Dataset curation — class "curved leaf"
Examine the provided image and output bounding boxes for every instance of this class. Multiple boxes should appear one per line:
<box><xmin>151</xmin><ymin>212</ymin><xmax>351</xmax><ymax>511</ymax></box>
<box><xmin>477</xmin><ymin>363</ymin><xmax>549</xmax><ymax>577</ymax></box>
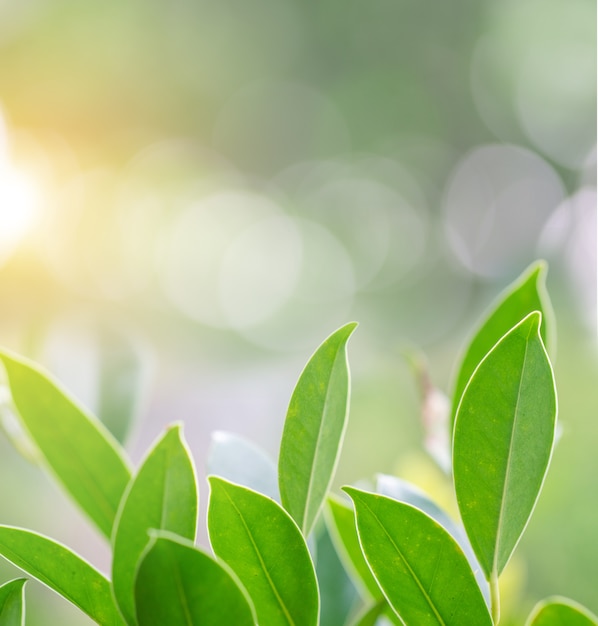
<box><xmin>526</xmin><ymin>596</ymin><xmax>598</xmax><ymax>626</ymax></box>
<box><xmin>134</xmin><ymin>531</ymin><xmax>255</xmax><ymax>626</ymax></box>
<box><xmin>453</xmin><ymin>312</ymin><xmax>557</xmax><ymax>579</ymax></box>
<box><xmin>450</xmin><ymin>260</ymin><xmax>554</xmax><ymax>432</ymax></box>
<box><xmin>207</xmin><ymin>430</ymin><xmax>279</xmax><ymax>501</ymax></box>
<box><xmin>0</xmin><ymin>526</ymin><xmax>124</xmax><ymax>625</ymax></box>
<box><xmin>0</xmin><ymin>578</ymin><xmax>26</xmax><ymax>626</ymax></box>
<box><xmin>112</xmin><ymin>425</ymin><xmax>198</xmax><ymax>626</ymax></box>
<box><xmin>0</xmin><ymin>350</ymin><xmax>132</xmax><ymax>538</ymax></box>
<box><xmin>376</xmin><ymin>474</ymin><xmax>489</xmax><ymax>606</ymax></box>
<box><xmin>344</xmin><ymin>487</ymin><xmax>492</xmax><ymax>626</ymax></box>
<box><xmin>208</xmin><ymin>476</ymin><xmax>319</xmax><ymax>626</ymax></box>
<box><xmin>279</xmin><ymin>323</ymin><xmax>357</xmax><ymax>536</ymax></box>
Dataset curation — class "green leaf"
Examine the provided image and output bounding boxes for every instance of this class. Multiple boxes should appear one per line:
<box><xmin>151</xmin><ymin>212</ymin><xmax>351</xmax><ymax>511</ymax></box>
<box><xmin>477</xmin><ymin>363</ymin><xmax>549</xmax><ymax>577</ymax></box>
<box><xmin>0</xmin><ymin>350</ymin><xmax>132</xmax><ymax>538</ymax></box>
<box><xmin>97</xmin><ymin>325</ymin><xmax>149</xmax><ymax>445</ymax></box>
<box><xmin>0</xmin><ymin>578</ymin><xmax>26</xmax><ymax>626</ymax></box>
<box><xmin>450</xmin><ymin>260</ymin><xmax>554</xmax><ymax>433</ymax></box>
<box><xmin>112</xmin><ymin>425</ymin><xmax>198</xmax><ymax>626</ymax></box>
<box><xmin>208</xmin><ymin>476</ymin><xmax>319</xmax><ymax>626</ymax></box>
<box><xmin>207</xmin><ymin>430</ymin><xmax>279</xmax><ymax>501</ymax></box>
<box><xmin>453</xmin><ymin>312</ymin><xmax>557</xmax><ymax>580</ymax></box>
<box><xmin>376</xmin><ymin>474</ymin><xmax>489</xmax><ymax>606</ymax></box>
<box><xmin>134</xmin><ymin>531</ymin><xmax>255</xmax><ymax>626</ymax></box>
<box><xmin>279</xmin><ymin>322</ymin><xmax>357</xmax><ymax>536</ymax></box>
<box><xmin>526</xmin><ymin>596</ymin><xmax>598</xmax><ymax>626</ymax></box>
<box><xmin>324</xmin><ymin>495</ymin><xmax>381</xmax><ymax>601</ymax></box>
<box><xmin>344</xmin><ymin>487</ymin><xmax>493</xmax><ymax>626</ymax></box>
<box><xmin>0</xmin><ymin>526</ymin><xmax>124</xmax><ymax>625</ymax></box>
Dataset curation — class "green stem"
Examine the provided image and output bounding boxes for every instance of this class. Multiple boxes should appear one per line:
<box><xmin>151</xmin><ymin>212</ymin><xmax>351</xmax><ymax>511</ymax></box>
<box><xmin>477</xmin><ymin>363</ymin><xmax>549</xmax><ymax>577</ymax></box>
<box><xmin>490</xmin><ymin>571</ymin><xmax>500</xmax><ymax>624</ymax></box>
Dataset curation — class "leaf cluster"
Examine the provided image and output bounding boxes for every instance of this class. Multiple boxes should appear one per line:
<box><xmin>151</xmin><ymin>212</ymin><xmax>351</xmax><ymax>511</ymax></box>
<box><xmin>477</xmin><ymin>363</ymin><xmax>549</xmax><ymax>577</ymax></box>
<box><xmin>0</xmin><ymin>261</ymin><xmax>595</xmax><ymax>625</ymax></box>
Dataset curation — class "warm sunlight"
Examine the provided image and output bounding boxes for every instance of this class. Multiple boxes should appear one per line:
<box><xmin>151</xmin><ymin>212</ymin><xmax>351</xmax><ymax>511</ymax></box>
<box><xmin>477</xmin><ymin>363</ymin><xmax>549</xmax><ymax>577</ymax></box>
<box><xmin>0</xmin><ymin>164</ymin><xmax>40</xmax><ymax>264</ymax></box>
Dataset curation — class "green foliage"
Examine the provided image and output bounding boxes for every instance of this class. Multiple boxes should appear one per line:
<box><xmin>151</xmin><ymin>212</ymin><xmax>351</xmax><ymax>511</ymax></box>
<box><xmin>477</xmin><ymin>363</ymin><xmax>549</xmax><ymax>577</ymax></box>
<box><xmin>0</xmin><ymin>261</ymin><xmax>595</xmax><ymax>625</ymax></box>
<box><xmin>134</xmin><ymin>531</ymin><xmax>255</xmax><ymax>625</ymax></box>
<box><xmin>278</xmin><ymin>322</ymin><xmax>357</xmax><ymax>537</ymax></box>
<box><xmin>0</xmin><ymin>579</ymin><xmax>26</xmax><ymax>626</ymax></box>
<box><xmin>207</xmin><ymin>476</ymin><xmax>319</xmax><ymax>626</ymax></box>
<box><xmin>112</xmin><ymin>425</ymin><xmax>198</xmax><ymax>625</ymax></box>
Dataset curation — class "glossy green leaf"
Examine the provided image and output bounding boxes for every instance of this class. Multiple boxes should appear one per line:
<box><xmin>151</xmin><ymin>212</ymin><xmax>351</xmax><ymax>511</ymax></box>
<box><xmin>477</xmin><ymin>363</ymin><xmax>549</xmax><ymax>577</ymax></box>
<box><xmin>453</xmin><ymin>312</ymin><xmax>557</xmax><ymax>580</ymax></box>
<box><xmin>526</xmin><ymin>596</ymin><xmax>598</xmax><ymax>626</ymax></box>
<box><xmin>97</xmin><ymin>325</ymin><xmax>149</xmax><ymax>445</ymax></box>
<box><xmin>376</xmin><ymin>474</ymin><xmax>489</xmax><ymax>606</ymax></box>
<box><xmin>207</xmin><ymin>430</ymin><xmax>279</xmax><ymax>501</ymax></box>
<box><xmin>348</xmin><ymin>599</ymin><xmax>386</xmax><ymax>626</ymax></box>
<box><xmin>450</xmin><ymin>260</ymin><xmax>554</xmax><ymax>432</ymax></box>
<box><xmin>208</xmin><ymin>476</ymin><xmax>319</xmax><ymax>626</ymax></box>
<box><xmin>0</xmin><ymin>350</ymin><xmax>132</xmax><ymax>538</ymax></box>
<box><xmin>279</xmin><ymin>323</ymin><xmax>357</xmax><ymax>536</ymax></box>
<box><xmin>112</xmin><ymin>425</ymin><xmax>198</xmax><ymax>626</ymax></box>
<box><xmin>344</xmin><ymin>487</ymin><xmax>493</xmax><ymax>626</ymax></box>
<box><xmin>0</xmin><ymin>526</ymin><xmax>124</xmax><ymax>625</ymax></box>
<box><xmin>325</xmin><ymin>495</ymin><xmax>381</xmax><ymax>601</ymax></box>
<box><xmin>0</xmin><ymin>578</ymin><xmax>26</xmax><ymax>626</ymax></box>
<box><xmin>134</xmin><ymin>531</ymin><xmax>255</xmax><ymax>626</ymax></box>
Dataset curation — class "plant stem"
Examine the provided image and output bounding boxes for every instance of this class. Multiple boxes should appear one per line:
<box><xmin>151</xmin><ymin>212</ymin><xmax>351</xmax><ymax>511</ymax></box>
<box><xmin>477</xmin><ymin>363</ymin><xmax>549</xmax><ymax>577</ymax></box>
<box><xmin>490</xmin><ymin>571</ymin><xmax>500</xmax><ymax>624</ymax></box>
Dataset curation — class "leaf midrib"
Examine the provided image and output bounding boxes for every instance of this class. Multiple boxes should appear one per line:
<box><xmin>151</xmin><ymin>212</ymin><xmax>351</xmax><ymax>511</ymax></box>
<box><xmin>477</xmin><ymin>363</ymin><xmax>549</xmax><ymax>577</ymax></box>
<box><xmin>492</xmin><ymin>327</ymin><xmax>531</xmax><ymax>575</ymax></box>
<box><xmin>301</xmin><ymin>352</ymin><xmax>342</xmax><ymax>534</ymax></box>
<box><xmin>359</xmin><ymin>499</ymin><xmax>446</xmax><ymax>626</ymax></box>
<box><xmin>222</xmin><ymin>486</ymin><xmax>296</xmax><ymax>626</ymax></box>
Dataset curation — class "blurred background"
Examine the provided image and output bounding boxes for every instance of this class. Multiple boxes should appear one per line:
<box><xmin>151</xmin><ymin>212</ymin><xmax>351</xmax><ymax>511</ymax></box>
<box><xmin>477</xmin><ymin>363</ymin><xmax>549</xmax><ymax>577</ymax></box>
<box><xmin>0</xmin><ymin>0</ymin><xmax>596</xmax><ymax>623</ymax></box>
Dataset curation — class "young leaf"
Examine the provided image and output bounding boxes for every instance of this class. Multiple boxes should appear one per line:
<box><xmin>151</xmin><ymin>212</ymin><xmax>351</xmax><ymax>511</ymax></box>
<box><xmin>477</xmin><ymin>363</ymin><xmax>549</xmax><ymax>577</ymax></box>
<box><xmin>207</xmin><ymin>430</ymin><xmax>279</xmax><ymax>501</ymax></box>
<box><xmin>344</xmin><ymin>487</ymin><xmax>493</xmax><ymax>626</ymax></box>
<box><xmin>453</xmin><ymin>312</ymin><xmax>557</xmax><ymax>581</ymax></box>
<box><xmin>279</xmin><ymin>322</ymin><xmax>357</xmax><ymax>537</ymax></box>
<box><xmin>208</xmin><ymin>476</ymin><xmax>319</xmax><ymax>626</ymax></box>
<box><xmin>134</xmin><ymin>531</ymin><xmax>255</xmax><ymax>626</ymax></box>
<box><xmin>450</xmin><ymin>260</ymin><xmax>554</xmax><ymax>432</ymax></box>
<box><xmin>376</xmin><ymin>474</ymin><xmax>489</xmax><ymax>606</ymax></box>
<box><xmin>526</xmin><ymin>596</ymin><xmax>598</xmax><ymax>626</ymax></box>
<box><xmin>0</xmin><ymin>350</ymin><xmax>132</xmax><ymax>538</ymax></box>
<box><xmin>112</xmin><ymin>425</ymin><xmax>198</xmax><ymax>626</ymax></box>
<box><xmin>0</xmin><ymin>578</ymin><xmax>26</xmax><ymax>626</ymax></box>
<box><xmin>0</xmin><ymin>526</ymin><xmax>124</xmax><ymax>625</ymax></box>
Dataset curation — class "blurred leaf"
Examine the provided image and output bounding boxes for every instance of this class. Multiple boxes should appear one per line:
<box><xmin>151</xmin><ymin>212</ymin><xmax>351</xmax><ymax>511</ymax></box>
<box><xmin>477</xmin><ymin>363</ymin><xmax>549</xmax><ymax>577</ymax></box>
<box><xmin>0</xmin><ymin>527</ymin><xmax>124</xmax><ymax>625</ymax></box>
<box><xmin>348</xmin><ymin>599</ymin><xmax>386</xmax><ymax>626</ymax></box>
<box><xmin>0</xmin><ymin>578</ymin><xmax>26</xmax><ymax>626</ymax></box>
<box><xmin>0</xmin><ymin>350</ymin><xmax>132</xmax><ymax>538</ymax></box>
<box><xmin>97</xmin><ymin>325</ymin><xmax>150</xmax><ymax>445</ymax></box>
<box><xmin>324</xmin><ymin>496</ymin><xmax>401</xmax><ymax>626</ymax></box>
<box><xmin>325</xmin><ymin>495</ymin><xmax>381</xmax><ymax>601</ymax></box>
<box><xmin>344</xmin><ymin>488</ymin><xmax>492</xmax><ymax>626</ymax></box>
<box><xmin>279</xmin><ymin>322</ymin><xmax>357</xmax><ymax>536</ymax></box>
<box><xmin>112</xmin><ymin>425</ymin><xmax>198</xmax><ymax>626</ymax></box>
<box><xmin>526</xmin><ymin>596</ymin><xmax>598</xmax><ymax>626</ymax></box>
<box><xmin>453</xmin><ymin>312</ymin><xmax>557</xmax><ymax>579</ymax></box>
<box><xmin>207</xmin><ymin>430</ymin><xmax>279</xmax><ymax>501</ymax></box>
<box><xmin>376</xmin><ymin>474</ymin><xmax>489</xmax><ymax>606</ymax></box>
<box><xmin>134</xmin><ymin>531</ymin><xmax>255</xmax><ymax>626</ymax></box>
<box><xmin>315</xmin><ymin>518</ymin><xmax>358</xmax><ymax>626</ymax></box>
<box><xmin>208</xmin><ymin>476</ymin><xmax>319</xmax><ymax>626</ymax></box>
<box><xmin>450</xmin><ymin>260</ymin><xmax>554</xmax><ymax>433</ymax></box>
